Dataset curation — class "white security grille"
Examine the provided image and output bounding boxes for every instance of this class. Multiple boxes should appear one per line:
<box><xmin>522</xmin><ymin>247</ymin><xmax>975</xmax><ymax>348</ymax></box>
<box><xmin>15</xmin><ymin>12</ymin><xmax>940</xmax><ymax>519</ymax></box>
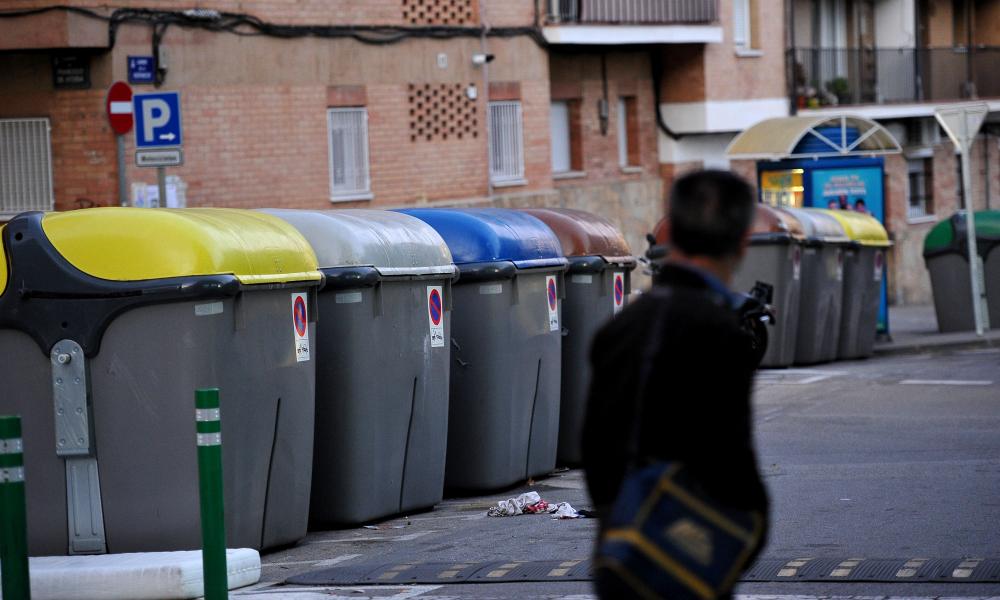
<box><xmin>327</xmin><ymin>108</ymin><xmax>371</xmax><ymax>200</ymax></box>
<box><xmin>0</xmin><ymin>119</ymin><xmax>54</xmax><ymax>216</ymax></box>
<box><xmin>488</xmin><ymin>101</ymin><xmax>525</xmax><ymax>184</ymax></box>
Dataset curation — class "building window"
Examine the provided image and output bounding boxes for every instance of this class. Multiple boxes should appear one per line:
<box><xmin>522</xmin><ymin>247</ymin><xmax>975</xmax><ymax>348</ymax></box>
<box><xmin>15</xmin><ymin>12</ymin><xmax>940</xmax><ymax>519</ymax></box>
<box><xmin>907</xmin><ymin>157</ymin><xmax>933</xmax><ymax>219</ymax></box>
<box><xmin>733</xmin><ymin>0</ymin><xmax>760</xmax><ymax>51</ymax></box>
<box><xmin>617</xmin><ymin>97</ymin><xmax>640</xmax><ymax>169</ymax></box>
<box><xmin>550</xmin><ymin>100</ymin><xmax>582</xmax><ymax>175</ymax></box>
<box><xmin>489</xmin><ymin>100</ymin><xmax>525</xmax><ymax>185</ymax></box>
<box><xmin>0</xmin><ymin>118</ymin><xmax>54</xmax><ymax>216</ymax></box>
<box><xmin>327</xmin><ymin>107</ymin><xmax>371</xmax><ymax>201</ymax></box>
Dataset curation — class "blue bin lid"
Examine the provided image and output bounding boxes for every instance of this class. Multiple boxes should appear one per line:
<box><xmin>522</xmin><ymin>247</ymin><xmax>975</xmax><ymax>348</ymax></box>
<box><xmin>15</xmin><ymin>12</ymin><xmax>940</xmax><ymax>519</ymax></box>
<box><xmin>396</xmin><ymin>208</ymin><xmax>567</xmax><ymax>270</ymax></box>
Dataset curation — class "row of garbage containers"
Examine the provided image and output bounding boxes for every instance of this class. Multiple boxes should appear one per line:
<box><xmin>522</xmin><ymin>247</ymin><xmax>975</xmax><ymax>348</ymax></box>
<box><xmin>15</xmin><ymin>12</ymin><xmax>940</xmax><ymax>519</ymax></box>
<box><xmin>654</xmin><ymin>205</ymin><xmax>891</xmax><ymax>367</ymax></box>
<box><xmin>923</xmin><ymin>210</ymin><xmax>1000</xmax><ymax>332</ymax></box>
<box><xmin>0</xmin><ymin>206</ymin><xmax>634</xmax><ymax>557</ymax></box>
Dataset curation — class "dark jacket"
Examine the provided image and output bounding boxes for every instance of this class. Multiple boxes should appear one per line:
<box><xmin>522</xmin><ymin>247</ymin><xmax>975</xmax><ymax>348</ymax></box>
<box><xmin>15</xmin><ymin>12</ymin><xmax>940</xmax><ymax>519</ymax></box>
<box><xmin>582</xmin><ymin>263</ymin><xmax>769</xmax><ymax>516</ymax></box>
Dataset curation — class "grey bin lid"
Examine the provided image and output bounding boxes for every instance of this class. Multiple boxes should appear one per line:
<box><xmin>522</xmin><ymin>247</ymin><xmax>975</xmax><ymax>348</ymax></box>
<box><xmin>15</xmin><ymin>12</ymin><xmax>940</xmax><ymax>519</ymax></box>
<box><xmin>260</xmin><ymin>209</ymin><xmax>457</xmax><ymax>277</ymax></box>
<box><xmin>780</xmin><ymin>207</ymin><xmax>850</xmax><ymax>244</ymax></box>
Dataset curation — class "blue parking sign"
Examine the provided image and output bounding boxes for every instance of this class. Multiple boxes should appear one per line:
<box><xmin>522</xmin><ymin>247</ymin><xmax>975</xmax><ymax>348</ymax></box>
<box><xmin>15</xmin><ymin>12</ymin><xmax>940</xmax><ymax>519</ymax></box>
<box><xmin>133</xmin><ymin>92</ymin><xmax>182</xmax><ymax>149</ymax></box>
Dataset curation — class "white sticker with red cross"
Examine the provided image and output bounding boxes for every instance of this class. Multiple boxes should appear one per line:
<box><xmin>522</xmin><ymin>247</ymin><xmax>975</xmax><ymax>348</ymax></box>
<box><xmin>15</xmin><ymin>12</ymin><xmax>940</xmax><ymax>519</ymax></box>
<box><xmin>874</xmin><ymin>250</ymin><xmax>884</xmax><ymax>282</ymax></box>
<box><xmin>427</xmin><ymin>285</ymin><xmax>445</xmax><ymax>348</ymax></box>
<box><xmin>612</xmin><ymin>272</ymin><xmax>625</xmax><ymax>314</ymax></box>
<box><xmin>546</xmin><ymin>275</ymin><xmax>559</xmax><ymax>332</ymax></box>
<box><xmin>291</xmin><ymin>292</ymin><xmax>310</xmax><ymax>362</ymax></box>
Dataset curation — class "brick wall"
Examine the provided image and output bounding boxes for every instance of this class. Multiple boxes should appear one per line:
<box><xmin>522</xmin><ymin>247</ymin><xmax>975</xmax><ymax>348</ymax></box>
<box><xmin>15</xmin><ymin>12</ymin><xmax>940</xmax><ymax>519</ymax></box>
<box><xmin>549</xmin><ymin>52</ymin><xmax>659</xmax><ymax>183</ymax></box>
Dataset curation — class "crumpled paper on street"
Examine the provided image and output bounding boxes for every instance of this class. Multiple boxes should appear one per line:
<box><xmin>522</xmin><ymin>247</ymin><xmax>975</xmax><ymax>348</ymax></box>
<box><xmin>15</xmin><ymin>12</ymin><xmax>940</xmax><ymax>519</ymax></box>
<box><xmin>486</xmin><ymin>491</ymin><xmax>584</xmax><ymax>519</ymax></box>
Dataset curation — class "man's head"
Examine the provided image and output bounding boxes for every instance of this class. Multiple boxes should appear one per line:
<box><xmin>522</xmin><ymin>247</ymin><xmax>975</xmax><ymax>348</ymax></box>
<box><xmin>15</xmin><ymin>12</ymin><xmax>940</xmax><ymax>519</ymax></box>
<box><xmin>667</xmin><ymin>169</ymin><xmax>756</xmax><ymax>263</ymax></box>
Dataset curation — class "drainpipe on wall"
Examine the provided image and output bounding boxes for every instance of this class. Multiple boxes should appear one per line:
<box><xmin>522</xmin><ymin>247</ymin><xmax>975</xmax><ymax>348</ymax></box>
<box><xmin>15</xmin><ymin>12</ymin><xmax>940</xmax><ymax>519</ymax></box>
<box><xmin>481</xmin><ymin>8</ymin><xmax>494</xmax><ymax>199</ymax></box>
<box><xmin>787</xmin><ymin>0</ymin><xmax>798</xmax><ymax>115</ymax></box>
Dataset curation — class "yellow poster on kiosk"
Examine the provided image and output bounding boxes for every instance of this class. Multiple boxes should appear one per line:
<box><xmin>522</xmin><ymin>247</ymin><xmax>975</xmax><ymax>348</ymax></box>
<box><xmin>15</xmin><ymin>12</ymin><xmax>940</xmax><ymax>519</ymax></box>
<box><xmin>760</xmin><ymin>169</ymin><xmax>804</xmax><ymax>208</ymax></box>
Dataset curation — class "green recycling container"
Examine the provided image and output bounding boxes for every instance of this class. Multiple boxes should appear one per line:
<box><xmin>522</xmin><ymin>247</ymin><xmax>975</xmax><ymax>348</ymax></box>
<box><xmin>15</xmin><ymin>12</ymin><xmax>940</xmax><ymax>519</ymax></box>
<box><xmin>923</xmin><ymin>211</ymin><xmax>1000</xmax><ymax>332</ymax></box>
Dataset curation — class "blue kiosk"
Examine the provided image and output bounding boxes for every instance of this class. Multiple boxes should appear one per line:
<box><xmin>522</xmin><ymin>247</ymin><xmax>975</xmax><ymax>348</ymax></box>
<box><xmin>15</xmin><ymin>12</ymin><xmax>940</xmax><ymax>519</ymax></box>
<box><xmin>727</xmin><ymin>115</ymin><xmax>902</xmax><ymax>333</ymax></box>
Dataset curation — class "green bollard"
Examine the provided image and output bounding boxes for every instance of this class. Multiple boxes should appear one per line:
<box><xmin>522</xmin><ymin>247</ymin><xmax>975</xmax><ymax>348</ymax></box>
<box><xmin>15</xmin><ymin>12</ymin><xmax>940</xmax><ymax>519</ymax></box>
<box><xmin>1</xmin><ymin>415</ymin><xmax>30</xmax><ymax>600</ymax></box>
<box><xmin>195</xmin><ymin>389</ymin><xmax>228</xmax><ymax>600</ymax></box>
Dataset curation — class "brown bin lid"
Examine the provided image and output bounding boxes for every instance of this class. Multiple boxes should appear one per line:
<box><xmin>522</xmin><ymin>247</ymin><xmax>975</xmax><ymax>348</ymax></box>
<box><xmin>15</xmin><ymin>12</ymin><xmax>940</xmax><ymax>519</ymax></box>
<box><xmin>752</xmin><ymin>204</ymin><xmax>805</xmax><ymax>239</ymax></box>
<box><xmin>521</xmin><ymin>208</ymin><xmax>634</xmax><ymax>264</ymax></box>
<box><xmin>652</xmin><ymin>204</ymin><xmax>801</xmax><ymax>247</ymax></box>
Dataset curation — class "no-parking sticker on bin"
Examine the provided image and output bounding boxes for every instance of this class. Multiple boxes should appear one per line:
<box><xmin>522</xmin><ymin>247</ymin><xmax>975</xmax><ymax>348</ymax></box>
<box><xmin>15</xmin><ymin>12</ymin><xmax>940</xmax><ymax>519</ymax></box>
<box><xmin>546</xmin><ymin>275</ymin><xmax>559</xmax><ymax>332</ymax></box>
<box><xmin>612</xmin><ymin>272</ymin><xmax>625</xmax><ymax>314</ymax></box>
<box><xmin>291</xmin><ymin>292</ymin><xmax>310</xmax><ymax>362</ymax></box>
<box><xmin>427</xmin><ymin>286</ymin><xmax>445</xmax><ymax>348</ymax></box>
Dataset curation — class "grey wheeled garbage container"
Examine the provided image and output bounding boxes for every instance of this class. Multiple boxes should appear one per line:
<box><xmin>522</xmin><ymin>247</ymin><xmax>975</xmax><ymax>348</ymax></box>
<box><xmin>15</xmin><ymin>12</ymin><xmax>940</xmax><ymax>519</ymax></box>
<box><xmin>262</xmin><ymin>209</ymin><xmax>458</xmax><ymax>526</ymax></box>
<box><xmin>398</xmin><ymin>208</ymin><xmax>568</xmax><ymax>491</ymax></box>
<box><xmin>0</xmin><ymin>208</ymin><xmax>321</xmax><ymax>556</ymax></box>
<box><xmin>520</xmin><ymin>208</ymin><xmax>635</xmax><ymax>465</ymax></box>
<box><xmin>732</xmin><ymin>205</ymin><xmax>806</xmax><ymax>368</ymax></box>
<box><xmin>823</xmin><ymin>209</ymin><xmax>892</xmax><ymax>358</ymax></box>
<box><xmin>781</xmin><ymin>208</ymin><xmax>849</xmax><ymax>364</ymax></box>
<box><xmin>923</xmin><ymin>211</ymin><xmax>1000</xmax><ymax>332</ymax></box>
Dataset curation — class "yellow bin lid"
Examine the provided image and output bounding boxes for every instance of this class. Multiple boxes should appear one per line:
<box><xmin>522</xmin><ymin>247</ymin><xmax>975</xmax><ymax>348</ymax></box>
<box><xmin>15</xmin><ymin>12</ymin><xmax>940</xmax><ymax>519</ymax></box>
<box><xmin>818</xmin><ymin>209</ymin><xmax>891</xmax><ymax>247</ymax></box>
<box><xmin>39</xmin><ymin>208</ymin><xmax>322</xmax><ymax>285</ymax></box>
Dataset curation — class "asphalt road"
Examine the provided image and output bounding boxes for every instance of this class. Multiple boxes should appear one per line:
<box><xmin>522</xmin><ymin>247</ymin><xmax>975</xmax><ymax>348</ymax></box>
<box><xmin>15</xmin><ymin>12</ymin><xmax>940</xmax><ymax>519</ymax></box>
<box><xmin>240</xmin><ymin>346</ymin><xmax>1000</xmax><ymax>599</ymax></box>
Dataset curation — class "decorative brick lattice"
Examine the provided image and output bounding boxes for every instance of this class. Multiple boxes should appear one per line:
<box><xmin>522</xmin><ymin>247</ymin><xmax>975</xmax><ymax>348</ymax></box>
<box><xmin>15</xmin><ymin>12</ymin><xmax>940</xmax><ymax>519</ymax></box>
<box><xmin>401</xmin><ymin>0</ymin><xmax>475</xmax><ymax>25</ymax></box>
<box><xmin>407</xmin><ymin>83</ymin><xmax>478</xmax><ymax>143</ymax></box>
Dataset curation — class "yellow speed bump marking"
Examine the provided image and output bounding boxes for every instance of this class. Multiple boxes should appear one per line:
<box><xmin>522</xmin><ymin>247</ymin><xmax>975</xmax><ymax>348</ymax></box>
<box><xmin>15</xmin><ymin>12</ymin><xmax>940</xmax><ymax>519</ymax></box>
<box><xmin>953</xmin><ymin>558</ymin><xmax>983</xmax><ymax>578</ymax></box>
<box><xmin>777</xmin><ymin>558</ymin><xmax>812</xmax><ymax>577</ymax></box>
<box><xmin>896</xmin><ymin>558</ymin><xmax>928</xmax><ymax>577</ymax></box>
<box><xmin>438</xmin><ymin>564</ymin><xmax>472</xmax><ymax>579</ymax></box>
<box><xmin>377</xmin><ymin>564</ymin><xmax>415</xmax><ymax>580</ymax></box>
<box><xmin>548</xmin><ymin>559</ymin><xmax>583</xmax><ymax>576</ymax></box>
<box><xmin>486</xmin><ymin>562</ymin><xmax>522</xmax><ymax>578</ymax></box>
<box><xmin>830</xmin><ymin>558</ymin><xmax>864</xmax><ymax>577</ymax></box>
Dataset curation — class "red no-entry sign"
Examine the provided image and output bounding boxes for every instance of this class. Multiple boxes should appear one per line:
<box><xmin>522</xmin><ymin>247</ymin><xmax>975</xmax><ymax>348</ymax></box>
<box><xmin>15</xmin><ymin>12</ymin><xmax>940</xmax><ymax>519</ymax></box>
<box><xmin>106</xmin><ymin>81</ymin><xmax>134</xmax><ymax>135</ymax></box>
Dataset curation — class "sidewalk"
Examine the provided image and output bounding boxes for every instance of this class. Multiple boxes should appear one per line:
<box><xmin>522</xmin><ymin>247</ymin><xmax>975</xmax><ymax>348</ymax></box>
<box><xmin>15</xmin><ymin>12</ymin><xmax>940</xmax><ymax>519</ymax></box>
<box><xmin>874</xmin><ymin>304</ymin><xmax>1000</xmax><ymax>355</ymax></box>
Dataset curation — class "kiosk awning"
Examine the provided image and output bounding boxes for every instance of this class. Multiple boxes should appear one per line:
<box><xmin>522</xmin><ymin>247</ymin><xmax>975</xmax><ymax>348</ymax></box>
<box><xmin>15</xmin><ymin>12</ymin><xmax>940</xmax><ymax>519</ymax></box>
<box><xmin>725</xmin><ymin>115</ymin><xmax>902</xmax><ymax>160</ymax></box>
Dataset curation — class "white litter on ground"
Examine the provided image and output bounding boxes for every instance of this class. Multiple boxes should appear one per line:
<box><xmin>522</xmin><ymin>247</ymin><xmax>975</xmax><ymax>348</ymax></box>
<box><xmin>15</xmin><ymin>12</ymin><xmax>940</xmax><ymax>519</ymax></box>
<box><xmin>0</xmin><ymin>548</ymin><xmax>260</xmax><ymax>600</ymax></box>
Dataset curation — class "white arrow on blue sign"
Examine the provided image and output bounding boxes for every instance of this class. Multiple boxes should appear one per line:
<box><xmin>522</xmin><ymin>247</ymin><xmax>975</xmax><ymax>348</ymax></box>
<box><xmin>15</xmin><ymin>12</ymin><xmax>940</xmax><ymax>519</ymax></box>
<box><xmin>133</xmin><ymin>92</ymin><xmax>182</xmax><ymax>149</ymax></box>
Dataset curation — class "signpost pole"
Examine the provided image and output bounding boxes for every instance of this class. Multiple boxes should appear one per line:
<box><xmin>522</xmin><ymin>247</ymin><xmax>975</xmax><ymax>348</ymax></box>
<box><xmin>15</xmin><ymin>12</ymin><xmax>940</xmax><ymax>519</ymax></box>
<box><xmin>935</xmin><ymin>103</ymin><xmax>990</xmax><ymax>336</ymax></box>
<box><xmin>156</xmin><ymin>166</ymin><xmax>167</xmax><ymax>209</ymax></box>
<box><xmin>960</xmin><ymin>144</ymin><xmax>987</xmax><ymax>335</ymax></box>
<box><xmin>117</xmin><ymin>135</ymin><xmax>128</xmax><ymax>206</ymax></box>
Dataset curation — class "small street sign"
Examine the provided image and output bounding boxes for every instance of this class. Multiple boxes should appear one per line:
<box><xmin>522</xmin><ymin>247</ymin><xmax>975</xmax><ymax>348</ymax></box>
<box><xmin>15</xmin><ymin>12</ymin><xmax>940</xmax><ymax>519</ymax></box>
<box><xmin>133</xmin><ymin>92</ymin><xmax>183</xmax><ymax>149</ymax></box>
<box><xmin>127</xmin><ymin>56</ymin><xmax>156</xmax><ymax>84</ymax></box>
<box><xmin>935</xmin><ymin>103</ymin><xmax>989</xmax><ymax>154</ymax></box>
<box><xmin>106</xmin><ymin>81</ymin><xmax>134</xmax><ymax>136</ymax></box>
<box><xmin>135</xmin><ymin>148</ymin><xmax>183</xmax><ymax>168</ymax></box>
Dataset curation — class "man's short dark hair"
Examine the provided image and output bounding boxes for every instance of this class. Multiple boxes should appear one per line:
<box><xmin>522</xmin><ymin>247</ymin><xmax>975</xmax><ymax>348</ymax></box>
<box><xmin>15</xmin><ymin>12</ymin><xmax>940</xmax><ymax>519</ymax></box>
<box><xmin>668</xmin><ymin>170</ymin><xmax>756</xmax><ymax>258</ymax></box>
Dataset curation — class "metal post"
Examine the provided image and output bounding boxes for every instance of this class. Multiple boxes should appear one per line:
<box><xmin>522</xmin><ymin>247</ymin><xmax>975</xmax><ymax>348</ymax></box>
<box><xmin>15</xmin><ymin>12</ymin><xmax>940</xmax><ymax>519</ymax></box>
<box><xmin>156</xmin><ymin>167</ymin><xmax>167</xmax><ymax>209</ymax></box>
<box><xmin>116</xmin><ymin>135</ymin><xmax>128</xmax><ymax>207</ymax></box>
<box><xmin>195</xmin><ymin>389</ymin><xmax>228</xmax><ymax>600</ymax></box>
<box><xmin>1</xmin><ymin>415</ymin><xmax>31</xmax><ymax>600</ymax></box>
<box><xmin>960</xmin><ymin>150</ymin><xmax>989</xmax><ymax>335</ymax></box>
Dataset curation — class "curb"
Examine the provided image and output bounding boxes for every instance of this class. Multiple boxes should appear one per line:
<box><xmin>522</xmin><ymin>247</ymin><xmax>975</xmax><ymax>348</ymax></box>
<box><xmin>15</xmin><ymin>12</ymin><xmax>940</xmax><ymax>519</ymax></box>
<box><xmin>874</xmin><ymin>333</ymin><xmax>1000</xmax><ymax>356</ymax></box>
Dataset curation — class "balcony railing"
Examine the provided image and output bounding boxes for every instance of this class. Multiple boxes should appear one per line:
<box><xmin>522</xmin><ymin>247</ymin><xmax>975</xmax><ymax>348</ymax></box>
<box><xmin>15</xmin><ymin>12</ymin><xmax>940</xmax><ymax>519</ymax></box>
<box><xmin>792</xmin><ymin>47</ymin><xmax>1000</xmax><ymax>108</ymax></box>
<box><xmin>549</xmin><ymin>0</ymin><xmax>718</xmax><ymax>24</ymax></box>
